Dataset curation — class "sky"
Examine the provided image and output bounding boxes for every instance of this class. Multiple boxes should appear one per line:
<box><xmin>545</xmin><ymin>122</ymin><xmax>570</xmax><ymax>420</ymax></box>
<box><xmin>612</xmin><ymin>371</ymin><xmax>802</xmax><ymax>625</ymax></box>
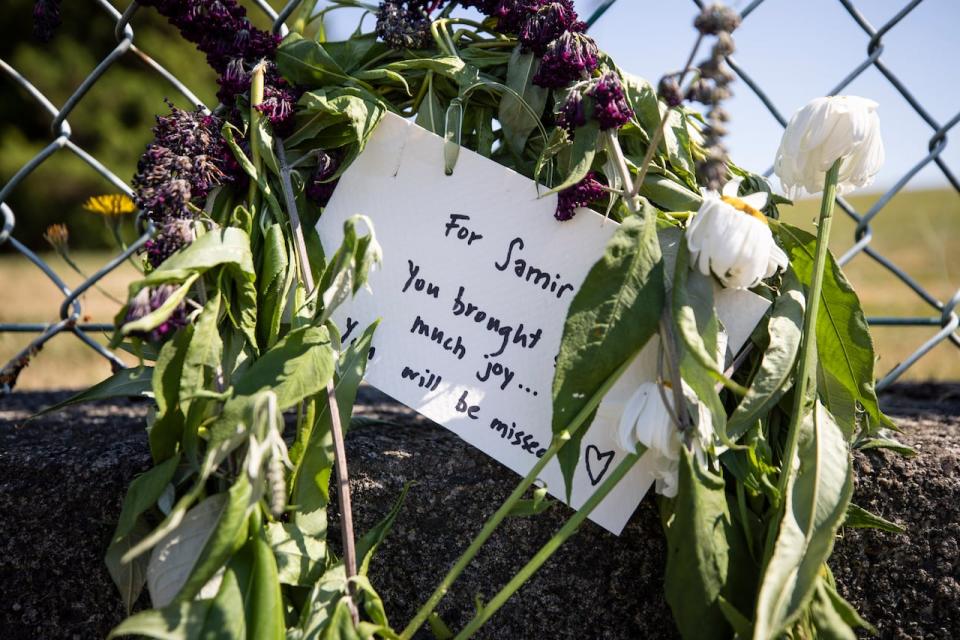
<box><xmin>321</xmin><ymin>0</ymin><xmax>960</xmax><ymax>193</ymax></box>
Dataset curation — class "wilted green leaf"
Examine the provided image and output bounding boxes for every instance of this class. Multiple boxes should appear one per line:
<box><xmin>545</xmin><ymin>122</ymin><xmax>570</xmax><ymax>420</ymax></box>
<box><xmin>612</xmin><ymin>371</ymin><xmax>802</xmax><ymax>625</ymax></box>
<box><xmin>552</xmin><ymin>203</ymin><xmax>664</xmax><ymax>499</ymax></box>
<box><xmin>844</xmin><ymin>503</ymin><xmax>905</xmax><ymax>534</ymax></box>
<box><xmin>753</xmin><ymin>401</ymin><xmax>854</xmax><ymax>639</ymax></box>
<box><xmin>774</xmin><ymin>222</ymin><xmax>893</xmax><ymax>437</ymax></box>
<box><xmin>499</xmin><ymin>46</ymin><xmax>548</xmax><ymax>155</ymax></box>
<box><xmin>33</xmin><ymin>366</ymin><xmax>153</xmax><ymax>418</ymax></box>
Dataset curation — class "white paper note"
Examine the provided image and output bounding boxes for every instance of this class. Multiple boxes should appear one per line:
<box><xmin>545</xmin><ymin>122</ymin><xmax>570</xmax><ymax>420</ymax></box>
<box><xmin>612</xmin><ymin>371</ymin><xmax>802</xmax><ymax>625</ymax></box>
<box><xmin>317</xmin><ymin>112</ymin><xmax>770</xmax><ymax>534</ymax></box>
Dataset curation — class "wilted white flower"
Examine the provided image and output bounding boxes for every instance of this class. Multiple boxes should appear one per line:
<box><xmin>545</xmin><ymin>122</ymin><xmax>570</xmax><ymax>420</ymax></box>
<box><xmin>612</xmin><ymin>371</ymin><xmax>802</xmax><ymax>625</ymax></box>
<box><xmin>774</xmin><ymin>95</ymin><xmax>884</xmax><ymax>197</ymax></box>
<box><xmin>686</xmin><ymin>179</ymin><xmax>788</xmax><ymax>289</ymax></box>
<box><xmin>616</xmin><ymin>381</ymin><xmax>714</xmax><ymax>498</ymax></box>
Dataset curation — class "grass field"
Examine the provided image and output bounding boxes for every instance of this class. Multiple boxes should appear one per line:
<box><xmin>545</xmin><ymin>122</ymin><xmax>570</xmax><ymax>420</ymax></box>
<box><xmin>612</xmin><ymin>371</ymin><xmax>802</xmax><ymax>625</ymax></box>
<box><xmin>1</xmin><ymin>188</ymin><xmax>958</xmax><ymax>390</ymax></box>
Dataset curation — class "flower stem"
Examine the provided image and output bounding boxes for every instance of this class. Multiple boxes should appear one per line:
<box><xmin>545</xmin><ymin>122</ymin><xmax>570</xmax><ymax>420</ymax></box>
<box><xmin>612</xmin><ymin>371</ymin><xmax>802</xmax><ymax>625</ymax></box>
<box><xmin>275</xmin><ymin>137</ymin><xmax>360</xmax><ymax>625</ymax></box>
<box><xmin>776</xmin><ymin>158</ymin><xmax>841</xmax><ymax>499</ymax></box>
<box><xmin>453</xmin><ymin>451</ymin><xmax>642</xmax><ymax>640</ymax></box>
<box><xmin>399</xmin><ymin>356</ymin><xmax>635</xmax><ymax>640</ymax></box>
<box><xmin>248</xmin><ymin>62</ymin><xmax>266</xmax><ymax>216</ymax></box>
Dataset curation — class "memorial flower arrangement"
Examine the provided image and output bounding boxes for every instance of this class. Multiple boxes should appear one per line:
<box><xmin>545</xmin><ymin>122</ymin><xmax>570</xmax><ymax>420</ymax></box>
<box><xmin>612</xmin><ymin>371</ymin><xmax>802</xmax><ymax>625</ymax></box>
<box><xmin>40</xmin><ymin>1</ymin><xmax>906</xmax><ymax>638</ymax></box>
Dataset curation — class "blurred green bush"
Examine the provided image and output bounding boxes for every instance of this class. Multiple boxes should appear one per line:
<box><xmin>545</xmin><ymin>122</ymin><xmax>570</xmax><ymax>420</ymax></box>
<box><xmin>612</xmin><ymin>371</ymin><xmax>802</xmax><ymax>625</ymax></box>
<box><xmin>0</xmin><ymin>0</ymin><xmax>279</xmax><ymax>251</ymax></box>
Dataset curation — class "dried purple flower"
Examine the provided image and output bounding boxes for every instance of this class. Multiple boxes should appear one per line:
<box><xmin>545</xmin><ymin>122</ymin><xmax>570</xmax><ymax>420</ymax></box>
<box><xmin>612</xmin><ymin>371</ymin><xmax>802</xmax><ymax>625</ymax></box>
<box><xmin>32</xmin><ymin>0</ymin><xmax>62</xmax><ymax>42</ymax></box>
<box><xmin>555</xmin><ymin>172</ymin><xmax>605</xmax><ymax>221</ymax></box>
<box><xmin>589</xmin><ymin>72</ymin><xmax>634</xmax><ymax>130</ymax></box>
<box><xmin>518</xmin><ymin>1</ymin><xmax>580</xmax><ymax>55</ymax></box>
<box><xmin>555</xmin><ymin>90</ymin><xmax>587</xmax><ymax>133</ymax></box>
<box><xmin>305</xmin><ymin>152</ymin><xmax>342</xmax><ymax>207</ymax></box>
<box><xmin>657</xmin><ymin>76</ymin><xmax>684</xmax><ymax>108</ymax></box>
<box><xmin>257</xmin><ymin>81</ymin><xmax>302</xmax><ymax>136</ymax></box>
<box><xmin>123</xmin><ymin>285</ymin><xmax>190</xmax><ymax>342</ymax></box>
<box><xmin>144</xmin><ymin>219</ymin><xmax>196</xmax><ymax>267</ymax></box>
<box><xmin>694</xmin><ymin>3</ymin><xmax>741</xmax><ymax>36</ymax></box>
<box><xmin>376</xmin><ymin>1</ymin><xmax>434</xmax><ymax>50</ymax></box>
<box><xmin>533</xmin><ymin>31</ymin><xmax>599</xmax><ymax>88</ymax></box>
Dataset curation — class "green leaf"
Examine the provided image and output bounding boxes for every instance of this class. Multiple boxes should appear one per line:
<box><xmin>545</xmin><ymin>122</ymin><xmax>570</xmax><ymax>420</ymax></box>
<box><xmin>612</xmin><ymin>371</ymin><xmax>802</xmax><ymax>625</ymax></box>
<box><xmin>136</xmin><ymin>228</ymin><xmax>256</xmax><ymax>290</ymax></box>
<box><xmin>844</xmin><ymin>503</ymin><xmax>905</xmax><ymax>534</ymax></box>
<box><xmin>149</xmin><ymin>329</ymin><xmax>192</xmax><ymax>461</ymax></box>
<box><xmin>854</xmin><ymin>434</ymin><xmax>915</xmax><ymax>456</ymax></box>
<box><xmin>204</xmin><ymin>556</ymin><xmax>248</xmax><ymax>639</ymax></box>
<box><xmin>174</xmin><ymin>477</ymin><xmax>252</xmax><ymax>603</ymax></box>
<box><xmin>106</xmin><ymin>518</ymin><xmax>152</xmax><ymax>616</ymax></box>
<box><xmin>180</xmin><ymin>293</ymin><xmax>223</xmax><ymax>416</ymax></box>
<box><xmin>112</xmin><ymin>455</ymin><xmax>182</xmax><ymax>543</ymax></box>
<box><xmin>774</xmin><ymin>222</ymin><xmax>894</xmax><ymax>437</ymax></box>
<box><xmin>276</xmin><ymin>34</ymin><xmax>354</xmax><ymax>88</ymax></box>
<box><xmin>551</xmin><ymin>204</ymin><xmax>664</xmax><ymax>499</ymax></box>
<box><xmin>321</xmin><ymin>34</ymin><xmax>389</xmax><ymax>73</ymax></box>
<box><xmin>145</xmin><ymin>479</ymin><xmax>251</xmax><ymax>607</ymax></box>
<box><xmin>499</xmin><ymin>45</ymin><xmax>548</xmax><ymax>155</ymax></box>
<box><xmin>32</xmin><ymin>366</ymin><xmax>153</xmax><ymax>418</ymax></box>
<box><xmin>753</xmin><ymin>400</ymin><xmax>854</xmax><ymax>639</ymax></box>
<box><xmin>292</xmin><ymin>322</ymin><xmax>377</xmax><ymax>537</ymax></box>
<box><xmin>444</xmin><ymin>98</ymin><xmax>464</xmax><ymax>175</ymax></box>
<box><xmin>727</xmin><ymin>268</ymin><xmax>805</xmax><ymax>440</ymax></box>
<box><xmin>546</xmin><ymin>119</ymin><xmax>600</xmax><ymax>195</ymax></box>
<box><xmin>357</xmin><ymin>482</ymin><xmax>410</xmax><ymax>576</ymax></box>
<box><xmin>664</xmin><ymin>448</ymin><xmax>736</xmax><ymax>640</ymax></box>
<box><xmin>257</xmin><ymin>225</ymin><xmax>293</xmax><ymax>350</ymax></box>
<box><xmin>121</xmin><ymin>275</ymin><xmax>198</xmax><ymax>337</ymax></box>
<box><xmin>248</xmin><ymin>527</ymin><xmax>286</xmax><ymax>640</ymax></box>
<box><xmin>107</xmin><ymin>600</ymin><xmax>213</xmax><ymax>639</ymax></box>
<box><xmin>265</xmin><ymin>521</ymin><xmax>327</xmax><ymax>586</ymax></box>
<box><xmin>415</xmin><ymin>74</ymin><xmax>445</xmax><ymax>136</ymax></box>
<box><xmin>209</xmin><ymin>325</ymin><xmax>336</xmax><ymax>448</ymax></box>
<box><xmin>506</xmin><ymin>486</ymin><xmax>552</xmax><ymax>518</ymax></box>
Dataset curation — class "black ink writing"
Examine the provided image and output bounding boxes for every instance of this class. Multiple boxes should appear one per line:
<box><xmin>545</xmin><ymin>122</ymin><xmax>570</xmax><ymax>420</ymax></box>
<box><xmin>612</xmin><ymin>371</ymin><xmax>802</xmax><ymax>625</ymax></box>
<box><xmin>451</xmin><ymin>286</ymin><xmax>542</xmax><ymax>358</ymax></box>
<box><xmin>410</xmin><ymin>315</ymin><xmax>467</xmax><ymax>360</ymax></box>
<box><xmin>342</xmin><ymin>317</ymin><xmax>359</xmax><ymax>343</ymax></box>
<box><xmin>400</xmin><ymin>365</ymin><xmax>442</xmax><ymax>391</ymax></box>
<box><xmin>494</xmin><ymin>237</ymin><xmax>575</xmax><ymax>300</ymax></box>
<box><xmin>476</xmin><ymin>357</ymin><xmax>514</xmax><ymax>391</ymax></box>
<box><xmin>443</xmin><ymin>214</ymin><xmax>483</xmax><ymax>245</ymax></box>
<box><xmin>402</xmin><ymin>260</ymin><xmax>440</xmax><ymax>298</ymax></box>
<box><xmin>455</xmin><ymin>390</ymin><xmax>481</xmax><ymax>419</ymax></box>
<box><xmin>490</xmin><ymin>417</ymin><xmax>547</xmax><ymax>457</ymax></box>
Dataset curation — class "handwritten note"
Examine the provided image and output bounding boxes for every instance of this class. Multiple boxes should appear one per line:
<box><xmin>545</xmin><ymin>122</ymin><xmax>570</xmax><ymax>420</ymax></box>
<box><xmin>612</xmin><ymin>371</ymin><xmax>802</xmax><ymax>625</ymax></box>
<box><xmin>317</xmin><ymin>113</ymin><xmax>770</xmax><ymax>534</ymax></box>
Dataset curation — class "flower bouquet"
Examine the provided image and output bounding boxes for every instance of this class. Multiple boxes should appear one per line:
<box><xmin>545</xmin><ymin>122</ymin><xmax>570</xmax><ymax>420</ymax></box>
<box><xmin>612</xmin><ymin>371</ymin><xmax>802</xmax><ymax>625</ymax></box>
<box><xmin>42</xmin><ymin>1</ymin><xmax>904</xmax><ymax>638</ymax></box>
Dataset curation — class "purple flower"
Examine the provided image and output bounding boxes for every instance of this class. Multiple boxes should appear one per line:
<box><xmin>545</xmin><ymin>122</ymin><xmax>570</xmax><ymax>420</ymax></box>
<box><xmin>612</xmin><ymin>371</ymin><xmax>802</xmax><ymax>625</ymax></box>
<box><xmin>518</xmin><ymin>1</ymin><xmax>580</xmax><ymax>55</ymax></box>
<box><xmin>376</xmin><ymin>1</ymin><xmax>434</xmax><ymax>50</ymax></box>
<box><xmin>533</xmin><ymin>31</ymin><xmax>598</xmax><ymax>88</ymax></box>
<box><xmin>123</xmin><ymin>285</ymin><xmax>190</xmax><ymax>342</ymax></box>
<box><xmin>133</xmin><ymin>105</ymin><xmax>231</xmax><ymax>267</ymax></box>
<box><xmin>555</xmin><ymin>90</ymin><xmax>587</xmax><ymax>133</ymax></box>
<box><xmin>694</xmin><ymin>3</ymin><xmax>741</xmax><ymax>36</ymax></box>
<box><xmin>589</xmin><ymin>72</ymin><xmax>634</xmax><ymax>130</ymax></box>
<box><xmin>305</xmin><ymin>152</ymin><xmax>342</xmax><ymax>207</ymax></box>
<box><xmin>256</xmin><ymin>76</ymin><xmax>302</xmax><ymax>136</ymax></box>
<box><xmin>657</xmin><ymin>75</ymin><xmax>684</xmax><ymax>108</ymax></box>
<box><xmin>555</xmin><ymin>172</ymin><xmax>605</xmax><ymax>221</ymax></box>
<box><xmin>32</xmin><ymin>0</ymin><xmax>62</xmax><ymax>42</ymax></box>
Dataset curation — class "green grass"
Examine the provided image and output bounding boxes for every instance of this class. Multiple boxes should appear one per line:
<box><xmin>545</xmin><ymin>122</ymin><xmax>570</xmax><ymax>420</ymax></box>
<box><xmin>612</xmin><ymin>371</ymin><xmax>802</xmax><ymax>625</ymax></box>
<box><xmin>1</xmin><ymin>187</ymin><xmax>958</xmax><ymax>390</ymax></box>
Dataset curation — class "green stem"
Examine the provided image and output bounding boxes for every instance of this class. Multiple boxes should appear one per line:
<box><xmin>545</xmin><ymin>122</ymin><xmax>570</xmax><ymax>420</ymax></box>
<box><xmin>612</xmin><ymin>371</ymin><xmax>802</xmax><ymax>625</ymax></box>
<box><xmin>248</xmin><ymin>63</ymin><xmax>266</xmax><ymax>215</ymax></box>
<box><xmin>399</xmin><ymin>356</ymin><xmax>635</xmax><ymax>640</ymax></box>
<box><xmin>776</xmin><ymin>159</ymin><xmax>842</xmax><ymax>499</ymax></box>
<box><xmin>453</xmin><ymin>451</ymin><xmax>643</xmax><ymax>639</ymax></box>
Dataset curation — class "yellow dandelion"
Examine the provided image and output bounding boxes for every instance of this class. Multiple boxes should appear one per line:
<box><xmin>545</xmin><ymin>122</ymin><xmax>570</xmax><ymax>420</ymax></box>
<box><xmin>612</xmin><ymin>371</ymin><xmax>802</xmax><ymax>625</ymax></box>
<box><xmin>82</xmin><ymin>194</ymin><xmax>137</xmax><ymax>216</ymax></box>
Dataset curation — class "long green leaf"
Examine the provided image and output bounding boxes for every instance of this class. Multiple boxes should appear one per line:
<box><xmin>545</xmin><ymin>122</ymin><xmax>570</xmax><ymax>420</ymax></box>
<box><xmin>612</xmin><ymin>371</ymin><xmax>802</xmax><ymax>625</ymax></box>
<box><xmin>664</xmin><ymin>448</ymin><xmax>737</xmax><ymax>640</ymax></box>
<box><xmin>546</xmin><ymin>120</ymin><xmax>600</xmax><ymax>195</ymax></box>
<box><xmin>551</xmin><ymin>203</ymin><xmax>664</xmax><ymax>499</ymax></box>
<box><xmin>32</xmin><ymin>366</ymin><xmax>153</xmax><ymax>417</ymax></box>
<box><xmin>727</xmin><ymin>269</ymin><xmax>805</xmax><ymax>440</ymax></box>
<box><xmin>499</xmin><ymin>45</ymin><xmax>548</xmax><ymax>155</ymax></box>
<box><xmin>753</xmin><ymin>401</ymin><xmax>854</xmax><ymax>639</ymax></box>
<box><xmin>774</xmin><ymin>222</ymin><xmax>893</xmax><ymax>436</ymax></box>
<box><xmin>107</xmin><ymin>600</ymin><xmax>213</xmax><ymax>640</ymax></box>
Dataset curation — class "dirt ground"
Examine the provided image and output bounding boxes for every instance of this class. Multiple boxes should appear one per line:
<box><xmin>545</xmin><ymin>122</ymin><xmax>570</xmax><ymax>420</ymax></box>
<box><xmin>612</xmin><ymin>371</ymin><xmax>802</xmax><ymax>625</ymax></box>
<box><xmin>0</xmin><ymin>383</ymin><xmax>957</xmax><ymax>639</ymax></box>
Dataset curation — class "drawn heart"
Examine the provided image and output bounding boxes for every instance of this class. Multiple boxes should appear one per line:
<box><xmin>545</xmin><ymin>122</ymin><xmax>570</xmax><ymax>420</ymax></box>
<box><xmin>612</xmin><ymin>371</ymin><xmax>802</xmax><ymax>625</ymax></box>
<box><xmin>585</xmin><ymin>445</ymin><xmax>615</xmax><ymax>486</ymax></box>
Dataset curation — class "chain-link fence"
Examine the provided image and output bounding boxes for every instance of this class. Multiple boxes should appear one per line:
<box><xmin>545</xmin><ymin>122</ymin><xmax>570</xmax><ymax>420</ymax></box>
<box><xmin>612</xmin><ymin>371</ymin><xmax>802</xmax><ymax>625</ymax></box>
<box><xmin>1</xmin><ymin>0</ymin><xmax>957</xmax><ymax>394</ymax></box>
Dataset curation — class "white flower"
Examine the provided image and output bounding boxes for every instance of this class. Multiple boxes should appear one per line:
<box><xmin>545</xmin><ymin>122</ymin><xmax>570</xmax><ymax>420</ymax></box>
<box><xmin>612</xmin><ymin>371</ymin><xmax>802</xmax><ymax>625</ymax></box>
<box><xmin>686</xmin><ymin>179</ymin><xmax>788</xmax><ymax>290</ymax></box>
<box><xmin>616</xmin><ymin>381</ymin><xmax>714</xmax><ymax>498</ymax></box>
<box><xmin>774</xmin><ymin>95</ymin><xmax>884</xmax><ymax>197</ymax></box>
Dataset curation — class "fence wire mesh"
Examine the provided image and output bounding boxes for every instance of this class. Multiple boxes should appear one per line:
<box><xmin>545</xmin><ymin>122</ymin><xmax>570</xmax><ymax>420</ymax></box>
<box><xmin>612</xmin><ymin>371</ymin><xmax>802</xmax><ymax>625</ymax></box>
<box><xmin>1</xmin><ymin>0</ymin><xmax>957</xmax><ymax>394</ymax></box>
